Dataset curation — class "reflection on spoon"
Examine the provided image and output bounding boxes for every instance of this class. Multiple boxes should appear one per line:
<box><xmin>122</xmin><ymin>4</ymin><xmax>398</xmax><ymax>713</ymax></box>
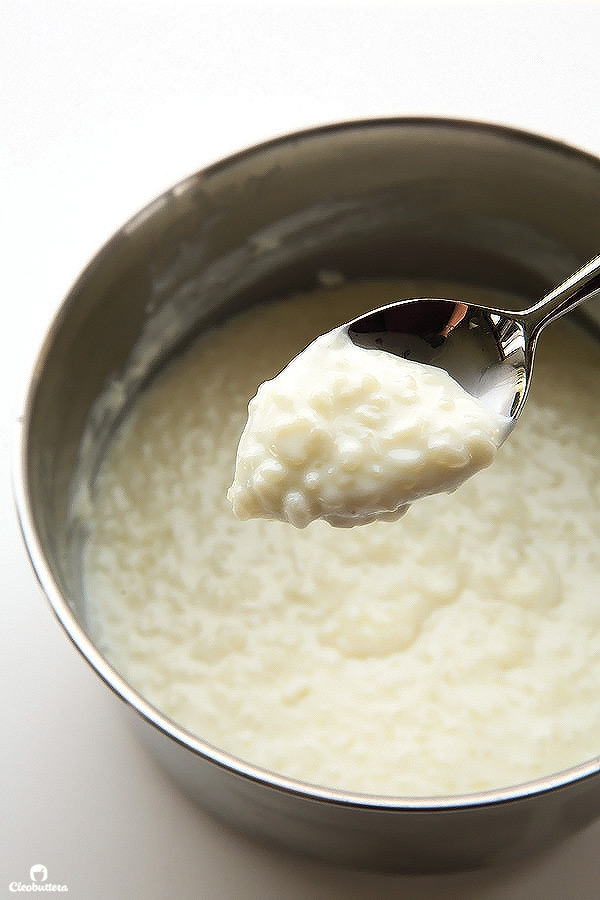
<box><xmin>347</xmin><ymin>253</ymin><xmax>600</xmax><ymax>429</ymax></box>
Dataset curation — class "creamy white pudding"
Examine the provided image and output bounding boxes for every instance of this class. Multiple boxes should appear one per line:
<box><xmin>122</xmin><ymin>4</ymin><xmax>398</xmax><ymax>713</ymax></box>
<box><xmin>228</xmin><ymin>327</ymin><xmax>508</xmax><ymax>527</ymax></box>
<box><xmin>82</xmin><ymin>280</ymin><xmax>600</xmax><ymax>796</ymax></box>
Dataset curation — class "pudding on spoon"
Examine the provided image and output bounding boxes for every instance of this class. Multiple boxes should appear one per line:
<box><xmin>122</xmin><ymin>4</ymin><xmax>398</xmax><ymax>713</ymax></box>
<box><xmin>228</xmin><ymin>255</ymin><xmax>600</xmax><ymax>528</ymax></box>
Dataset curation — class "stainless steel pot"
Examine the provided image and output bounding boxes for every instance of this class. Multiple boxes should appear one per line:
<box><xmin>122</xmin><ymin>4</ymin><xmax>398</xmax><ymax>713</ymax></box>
<box><xmin>14</xmin><ymin>118</ymin><xmax>600</xmax><ymax>873</ymax></box>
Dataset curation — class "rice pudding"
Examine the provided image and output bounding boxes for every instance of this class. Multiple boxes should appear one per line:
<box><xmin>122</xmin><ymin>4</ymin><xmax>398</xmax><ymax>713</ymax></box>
<box><xmin>82</xmin><ymin>280</ymin><xmax>600</xmax><ymax>796</ymax></box>
<box><xmin>228</xmin><ymin>327</ymin><xmax>508</xmax><ymax>528</ymax></box>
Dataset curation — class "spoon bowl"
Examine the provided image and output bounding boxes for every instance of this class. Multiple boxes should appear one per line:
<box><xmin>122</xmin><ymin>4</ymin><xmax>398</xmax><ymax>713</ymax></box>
<box><xmin>348</xmin><ymin>254</ymin><xmax>600</xmax><ymax>430</ymax></box>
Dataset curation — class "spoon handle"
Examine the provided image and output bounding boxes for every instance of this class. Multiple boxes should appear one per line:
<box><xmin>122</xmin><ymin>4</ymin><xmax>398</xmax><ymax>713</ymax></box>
<box><xmin>523</xmin><ymin>254</ymin><xmax>600</xmax><ymax>337</ymax></box>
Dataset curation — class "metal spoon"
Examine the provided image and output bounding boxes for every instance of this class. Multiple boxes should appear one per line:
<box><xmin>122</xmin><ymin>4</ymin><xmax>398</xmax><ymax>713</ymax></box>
<box><xmin>347</xmin><ymin>254</ymin><xmax>600</xmax><ymax>434</ymax></box>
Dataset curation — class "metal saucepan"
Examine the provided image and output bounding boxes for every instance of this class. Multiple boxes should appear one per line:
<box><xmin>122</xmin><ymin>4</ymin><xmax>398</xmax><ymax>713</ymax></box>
<box><xmin>14</xmin><ymin>118</ymin><xmax>600</xmax><ymax>873</ymax></box>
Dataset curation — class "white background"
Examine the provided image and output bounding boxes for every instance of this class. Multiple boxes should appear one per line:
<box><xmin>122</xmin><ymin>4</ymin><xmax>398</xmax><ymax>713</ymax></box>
<box><xmin>3</xmin><ymin>1</ymin><xmax>600</xmax><ymax>896</ymax></box>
